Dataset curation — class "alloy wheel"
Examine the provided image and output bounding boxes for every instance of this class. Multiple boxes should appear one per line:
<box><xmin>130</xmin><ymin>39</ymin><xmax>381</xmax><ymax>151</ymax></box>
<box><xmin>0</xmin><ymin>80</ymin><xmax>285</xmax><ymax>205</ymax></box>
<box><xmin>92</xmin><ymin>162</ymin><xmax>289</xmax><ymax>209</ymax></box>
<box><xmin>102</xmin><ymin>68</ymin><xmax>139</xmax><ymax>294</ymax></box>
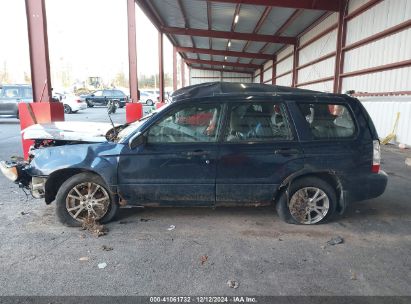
<box><xmin>288</xmin><ymin>187</ymin><xmax>330</xmax><ymax>224</ymax></box>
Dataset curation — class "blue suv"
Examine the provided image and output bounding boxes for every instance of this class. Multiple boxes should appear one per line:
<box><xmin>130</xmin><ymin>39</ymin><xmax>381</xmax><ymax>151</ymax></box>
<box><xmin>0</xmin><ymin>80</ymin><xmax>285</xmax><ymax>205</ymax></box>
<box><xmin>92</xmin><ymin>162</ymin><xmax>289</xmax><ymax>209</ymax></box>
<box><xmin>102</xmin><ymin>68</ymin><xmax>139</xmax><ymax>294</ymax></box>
<box><xmin>0</xmin><ymin>82</ymin><xmax>387</xmax><ymax>226</ymax></box>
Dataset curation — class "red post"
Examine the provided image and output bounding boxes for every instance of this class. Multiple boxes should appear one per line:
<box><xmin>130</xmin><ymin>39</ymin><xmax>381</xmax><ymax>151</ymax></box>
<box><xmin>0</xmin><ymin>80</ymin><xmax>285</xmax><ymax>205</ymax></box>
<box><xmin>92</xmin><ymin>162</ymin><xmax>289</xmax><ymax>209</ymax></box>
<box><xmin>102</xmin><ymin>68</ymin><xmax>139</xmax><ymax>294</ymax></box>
<box><xmin>181</xmin><ymin>60</ymin><xmax>186</xmax><ymax>87</ymax></box>
<box><xmin>126</xmin><ymin>0</ymin><xmax>142</xmax><ymax>123</ymax></box>
<box><xmin>22</xmin><ymin>0</ymin><xmax>64</xmax><ymax>159</ymax></box>
<box><xmin>158</xmin><ymin>32</ymin><xmax>164</xmax><ymax>103</ymax></box>
<box><xmin>272</xmin><ymin>56</ymin><xmax>277</xmax><ymax>85</ymax></box>
<box><xmin>173</xmin><ymin>47</ymin><xmax>177</xmax><ymax>91</ymax></box>
<box><xmin>260</xmin><ymin>67</ymin><xmax>263</xmax><ymax>83</ymax></box>
<box><xmin>292</xmin><ymin>41</ymin><xmax>299</xmax><ymax>87</ymax></box>
<box><xmin>334</xmin><ymin>0</ymin><xmax>348</xmax><ymax>93</ymax></box>
<box><xmin>127</xmin><ymin>0</ymin><xmax>138</xmax><ymax>102</ymax></box>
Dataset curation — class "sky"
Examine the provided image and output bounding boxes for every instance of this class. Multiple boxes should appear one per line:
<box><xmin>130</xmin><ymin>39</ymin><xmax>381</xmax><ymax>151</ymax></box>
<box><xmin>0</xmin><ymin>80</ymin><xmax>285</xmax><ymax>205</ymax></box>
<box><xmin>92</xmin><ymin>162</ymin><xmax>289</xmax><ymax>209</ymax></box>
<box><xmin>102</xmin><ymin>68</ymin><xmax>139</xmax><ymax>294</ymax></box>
<box><xmin>0</xmin><ymin>0</ymin><xmax>175</xmax><ymax>88</ymax></box>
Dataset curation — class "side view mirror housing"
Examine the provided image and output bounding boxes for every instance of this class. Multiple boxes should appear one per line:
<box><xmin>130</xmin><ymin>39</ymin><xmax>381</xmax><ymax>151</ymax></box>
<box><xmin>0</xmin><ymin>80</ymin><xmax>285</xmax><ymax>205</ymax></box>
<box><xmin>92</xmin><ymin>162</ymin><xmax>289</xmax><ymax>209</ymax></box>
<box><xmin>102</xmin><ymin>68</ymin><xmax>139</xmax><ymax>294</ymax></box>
<box><xmin>128</xmin><ymin>132</ymin><xmax>146</xmax><ymax>149</ymax></box>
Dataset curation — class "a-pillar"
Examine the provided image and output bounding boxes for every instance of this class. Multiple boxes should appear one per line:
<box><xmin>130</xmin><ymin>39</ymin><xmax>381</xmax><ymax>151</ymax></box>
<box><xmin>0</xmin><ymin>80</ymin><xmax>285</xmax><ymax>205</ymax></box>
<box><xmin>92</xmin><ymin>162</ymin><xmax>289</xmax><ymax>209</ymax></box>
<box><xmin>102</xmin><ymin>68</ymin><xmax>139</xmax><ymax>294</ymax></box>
<box><xmin>125</xmin><ymin>0</ymin><xmax>142</xmax><ymax>123</ymax></box>
<box><xmin>21</xmin><ymin>0</ymin><xmax>64</xmax><ymax>159</ymax></box>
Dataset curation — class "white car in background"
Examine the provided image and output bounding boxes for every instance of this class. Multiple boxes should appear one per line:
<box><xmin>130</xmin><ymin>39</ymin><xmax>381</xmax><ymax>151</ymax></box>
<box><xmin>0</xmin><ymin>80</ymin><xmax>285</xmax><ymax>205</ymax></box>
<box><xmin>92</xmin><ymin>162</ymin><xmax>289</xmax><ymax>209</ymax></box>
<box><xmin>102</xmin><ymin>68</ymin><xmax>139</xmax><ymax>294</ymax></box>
<box><xmin>54</xmin><ymin>92</ymin><xmax>87</xmax><ymax>114</ymax></box>
<box><xmin>139</xmin><ymin>91</ymin><xmax>157</xmax><ymax>106</ymax></box>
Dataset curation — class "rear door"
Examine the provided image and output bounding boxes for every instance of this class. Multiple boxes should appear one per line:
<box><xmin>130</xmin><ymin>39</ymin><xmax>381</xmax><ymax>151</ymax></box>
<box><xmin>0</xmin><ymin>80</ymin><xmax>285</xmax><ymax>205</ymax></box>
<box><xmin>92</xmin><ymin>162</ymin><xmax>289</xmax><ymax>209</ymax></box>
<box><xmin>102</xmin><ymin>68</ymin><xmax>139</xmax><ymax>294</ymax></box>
<box><xmin>0</xmin><ymin>86</ymin><xmax>20</xmax><ymax>115</ymax></box>
<box><xmin>215</xmin><ymin>100</ymin><xmax>304</xmax><ymax>206</ymax></box>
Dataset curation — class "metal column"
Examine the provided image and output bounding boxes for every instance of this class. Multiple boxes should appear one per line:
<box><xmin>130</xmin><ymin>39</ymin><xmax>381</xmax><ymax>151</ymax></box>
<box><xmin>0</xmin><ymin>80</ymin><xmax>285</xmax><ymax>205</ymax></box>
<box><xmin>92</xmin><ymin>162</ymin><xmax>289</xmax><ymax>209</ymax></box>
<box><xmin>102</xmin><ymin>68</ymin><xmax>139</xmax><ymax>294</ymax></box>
<box><xmin>158</xmin><ymin>32</ymin><xmax>164</xmax><ymax>102</ymax></box>
<box><xmin>173</xmin><ymin>47</ymin><xmax>178</xmax><ymax>91</ymax></box>
<box><xmin>292</xmin><ymin>42</ymin><xmax>299</xmax><ymax>87</ymax></box>
<box><xmin>272</xmin><ymin>55</ymin><xmax>277</xmax><ymax>85</ymax></box>
<box><xmin>334</xmin><ymin>0</ymin><xmax>348</xmax><ymax>93</ymax></box>
<box><xmin>127</xmin><ymin>0</ymin><xmax>138</xmax><ymax>102</ymax></box>
<box><xmin>25</xmin><ymin>0</ymin><xmax>51</xmax><ymax>102</ymax></box>
<box><xmin>181</xmin><ymin>60</ymin><xmax>185</xmax><ymax>87</ymax></box>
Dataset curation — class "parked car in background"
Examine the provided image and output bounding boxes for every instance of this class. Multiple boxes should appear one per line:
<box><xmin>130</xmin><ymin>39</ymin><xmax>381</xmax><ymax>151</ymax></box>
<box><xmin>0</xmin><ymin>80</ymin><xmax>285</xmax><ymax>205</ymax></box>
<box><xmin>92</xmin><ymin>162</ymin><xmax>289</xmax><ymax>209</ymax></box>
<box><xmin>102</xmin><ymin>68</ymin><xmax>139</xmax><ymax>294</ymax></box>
<box><xmin>81</xmin><ymin>89</ymin><xmax>128</xmax><ymax>108</ymax></box>
<box><xmin>0</xmin><ymin>84</ymin><xmax>33</xmax><ymax>118</ymax></box>
<box><xmin>0</xmin><ymin>82</ymin><xmax>387</xmax><ymax>227</ymax></box>
<box><xmin>139</xmin><ymin>91</ymin><xmax>156</xmax><ymax>106</ymax></box>
<box><xmin>53</xmin><ymin>92</ymin><xmax>87</xmax><ymax>114</ymax></box>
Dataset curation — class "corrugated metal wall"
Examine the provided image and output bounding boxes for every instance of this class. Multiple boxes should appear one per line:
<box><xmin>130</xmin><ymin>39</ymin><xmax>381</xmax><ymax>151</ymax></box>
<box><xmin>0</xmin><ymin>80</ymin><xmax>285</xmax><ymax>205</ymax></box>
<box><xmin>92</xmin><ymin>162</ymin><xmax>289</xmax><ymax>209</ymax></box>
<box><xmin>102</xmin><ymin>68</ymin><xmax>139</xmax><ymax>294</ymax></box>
<box><xmin>189</xmin><ymin>68</ymin><xmax>252</xmax><ymax>85</ymax></box>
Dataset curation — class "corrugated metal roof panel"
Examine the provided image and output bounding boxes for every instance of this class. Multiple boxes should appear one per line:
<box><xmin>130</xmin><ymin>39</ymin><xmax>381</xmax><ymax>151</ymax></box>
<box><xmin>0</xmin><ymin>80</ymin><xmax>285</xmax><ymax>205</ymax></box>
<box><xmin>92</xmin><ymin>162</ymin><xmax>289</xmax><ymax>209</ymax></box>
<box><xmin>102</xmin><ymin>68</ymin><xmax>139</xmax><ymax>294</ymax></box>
<box><xmin>244</xmin><ymin>41</ymin><xmax>266</xmax><ymax>53</ymax></box>
<box><xmin>229</xmin><ymin>39</ymin><xmax>247</xmax><ymax>52</ymax></box>
<box><xmin>151</xmin><ymin>0</ymin><xmax>185</xmax><ymax>28</ymax></box>
<box><xmin>186</xmin><ymin>53</ymin><xmax>197</xmax><ymax>59</ymax></box>
<box><xmin>212</xmin><ymin>38</ymin><xmax>227</xmax><ymax>50</ymax></box>
<box><xmin>258</xmin><ymin>7</ymin><xmax>295</xmax><ymax>35</ymax></box>
<box><xmin>252</xmin><ymin>59</ymin><xmax>265</xmax><ymax>66</ymax></box>
<box><xmin>192</xmin><ymin>36</ymin><xmax>210</xmax><ymax>49</ymax></box>
<box><xmin>239</xmin><ymin>58</ymin><xmax>252</xmax><ymax>64</ymax></box>
<box><xmin>234</xmin><ymin>4</ymin><xmax>261</xmax><ymax>33</ymax></box>
<box><xmin>174</xmin><ymin>35</ymin><xmax>193</xmax><ymax>47</ymax></box>
<box><xmin>284</xmin><ymin>10</ymin><xmax>325</xmax><ymax>36</ymax></box>
<box><xmin>198</xmin><ymin>54</ymin><xmax>211</xmax><ymax>61</ymax></box>
<box><xmin>262</xmin><ymin>43</ymin><xmax>283</xmax><ymax>55</ymax></box>
<box><xmin>226</xmin><ymin>56</ymin><xmax>237</xmax><ymax>63</ymax></box>
<box><xmin>213</xmin><ymin>55</ymin><xmax>225</xmax><ymax>62</ymax></box>
<box><xmin>210</xmin><ymin>2</ymin><xmax>236</xmax><ymax>31</ymax></box>
<box><xmin>181</xmin><ymin>0</ymin><xmax>208</xmax><ymax>29</ymax></box>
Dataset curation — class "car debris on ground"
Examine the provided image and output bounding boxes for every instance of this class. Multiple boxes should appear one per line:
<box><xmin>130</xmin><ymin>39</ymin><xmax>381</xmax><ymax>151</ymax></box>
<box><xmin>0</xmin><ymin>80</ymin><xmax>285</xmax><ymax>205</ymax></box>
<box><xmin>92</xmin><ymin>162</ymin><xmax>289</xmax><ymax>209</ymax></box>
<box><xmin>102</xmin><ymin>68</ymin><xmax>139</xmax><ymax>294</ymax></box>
<box><xmin>101</xmin><ymin>245</ymin><xmax>113</xmax><ymax>251</ymax></box>
<box><xmin>79</xmin><ymin>257</ymin><xmax>89</xmax><ymax>261</ymax></box>
<box><xmin>98</xmin><ymin>262</ymin><xmax>107</xmax><ymax>269</ymax></box>
<box><xmin>200</xmin><ymin>255</ymin><xmax>208</xmax><ymax>265</ymax></box>
<box><xmin>405</xmin><ymin>158</ymin><xmax>411</xmax><ymax>167</ymax></box>
<box><xmin>82</xmin><ymin>216</ymin><xmax>108</xmax><ymax>237</ymax></box>
<box><xmin>227</xmin><ymin>280</ymin><xmax>239</xmax><ymax>289</ymax></box>
<box><xmin>167</xmin><ymin>225</ymin><xmax>175</xmax><ymax>231</ymax></box>
<box><xmin>326</xmin><ymin>236</ymin><xmax>344</xmax><ymax>246</ymax></box>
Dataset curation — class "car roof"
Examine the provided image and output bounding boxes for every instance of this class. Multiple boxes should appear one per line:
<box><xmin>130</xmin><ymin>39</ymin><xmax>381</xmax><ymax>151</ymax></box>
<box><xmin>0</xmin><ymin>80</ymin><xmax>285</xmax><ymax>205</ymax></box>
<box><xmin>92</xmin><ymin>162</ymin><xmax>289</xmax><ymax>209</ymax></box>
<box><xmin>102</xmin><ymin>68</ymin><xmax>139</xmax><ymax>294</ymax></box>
<box><xmin>170</xmin><ymin>82</ymin><xmax>345</xmax><ymax>102</ymax></box>
<box><xmin>0</xmin><ymin>84</ymin><xmax>31</xmax><ymax>88</ymax></box>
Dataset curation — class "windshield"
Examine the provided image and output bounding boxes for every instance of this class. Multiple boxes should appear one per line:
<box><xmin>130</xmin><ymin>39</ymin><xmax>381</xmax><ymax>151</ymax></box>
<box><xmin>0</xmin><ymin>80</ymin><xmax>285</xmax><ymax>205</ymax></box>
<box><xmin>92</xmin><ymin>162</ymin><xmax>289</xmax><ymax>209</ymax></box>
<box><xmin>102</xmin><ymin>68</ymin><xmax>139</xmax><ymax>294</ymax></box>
<box><xmin>117</xmin><ymin>103</ymin><xmax>172</xmax><ymax>142</ymax></box>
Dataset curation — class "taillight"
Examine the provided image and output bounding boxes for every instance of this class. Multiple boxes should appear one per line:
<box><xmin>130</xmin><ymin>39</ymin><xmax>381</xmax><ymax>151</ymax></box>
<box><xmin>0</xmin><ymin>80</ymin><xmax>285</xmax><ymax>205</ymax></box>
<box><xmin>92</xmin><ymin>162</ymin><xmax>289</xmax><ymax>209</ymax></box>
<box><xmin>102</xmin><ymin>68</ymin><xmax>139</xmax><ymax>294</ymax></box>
<box><xmin>372</xmin><ymin>140</ymin><xmax>381</xmax><ymax>173</ymax></box>
<box><xmin>76</xmin><ymin>99</ymin><xmax>82</xmax><ymax>103</ymax></box>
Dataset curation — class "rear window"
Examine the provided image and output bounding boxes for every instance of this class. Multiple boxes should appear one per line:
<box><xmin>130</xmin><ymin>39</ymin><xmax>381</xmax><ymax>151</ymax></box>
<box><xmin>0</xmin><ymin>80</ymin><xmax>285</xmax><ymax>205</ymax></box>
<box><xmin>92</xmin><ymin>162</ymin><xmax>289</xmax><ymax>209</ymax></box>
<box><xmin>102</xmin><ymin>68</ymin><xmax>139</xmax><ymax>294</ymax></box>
<box><xmin>297</xmin><ymin>103</ymin><xmax>355</xmax><ymax>139</ymax></box>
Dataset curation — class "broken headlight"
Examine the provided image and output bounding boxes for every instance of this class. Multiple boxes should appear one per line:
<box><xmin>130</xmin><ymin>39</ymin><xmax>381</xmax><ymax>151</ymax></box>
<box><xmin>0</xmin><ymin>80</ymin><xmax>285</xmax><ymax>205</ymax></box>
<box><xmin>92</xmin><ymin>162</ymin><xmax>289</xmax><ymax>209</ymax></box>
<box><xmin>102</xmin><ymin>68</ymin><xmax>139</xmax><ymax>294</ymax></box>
<box><xmin>0</xmin><ymin>161</ymin><xmax>19</xmax><ymax>182</ymax></box>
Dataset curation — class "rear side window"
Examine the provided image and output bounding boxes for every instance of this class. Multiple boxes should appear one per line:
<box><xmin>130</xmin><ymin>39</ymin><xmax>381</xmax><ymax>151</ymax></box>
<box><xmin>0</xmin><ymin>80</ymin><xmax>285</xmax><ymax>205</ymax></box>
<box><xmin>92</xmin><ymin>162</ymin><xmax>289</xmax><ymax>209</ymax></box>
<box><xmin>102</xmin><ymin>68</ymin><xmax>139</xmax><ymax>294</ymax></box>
<box><xmin>225</xmin><ymin>102</ymin><xmax>292</xmax><ymax>142</ymax></box>
<box><xmin>297</xmin><ymin>103</ymin><xmax>355</xmax><ymax>139</ymax></box>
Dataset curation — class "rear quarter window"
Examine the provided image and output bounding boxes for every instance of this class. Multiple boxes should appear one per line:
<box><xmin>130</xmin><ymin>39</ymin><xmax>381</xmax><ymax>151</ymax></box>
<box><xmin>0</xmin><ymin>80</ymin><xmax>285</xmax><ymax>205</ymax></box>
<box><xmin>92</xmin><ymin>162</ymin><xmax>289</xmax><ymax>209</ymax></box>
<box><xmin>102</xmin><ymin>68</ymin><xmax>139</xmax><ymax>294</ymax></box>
<box><xmin>297</xmin><ymin>103</ymin><xmax>356</xmax><ymax>139</ymax></box>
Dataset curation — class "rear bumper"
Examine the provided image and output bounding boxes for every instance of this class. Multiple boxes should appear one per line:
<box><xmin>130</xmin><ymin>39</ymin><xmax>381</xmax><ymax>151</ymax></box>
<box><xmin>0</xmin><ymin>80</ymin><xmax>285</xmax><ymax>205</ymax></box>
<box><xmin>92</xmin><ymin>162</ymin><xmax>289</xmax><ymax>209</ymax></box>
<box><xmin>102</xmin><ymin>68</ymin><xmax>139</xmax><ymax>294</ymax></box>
<box><xmin>344</xmin><ymin>170</ymin><xmax>388</xmax><ymax>203</ymax></box>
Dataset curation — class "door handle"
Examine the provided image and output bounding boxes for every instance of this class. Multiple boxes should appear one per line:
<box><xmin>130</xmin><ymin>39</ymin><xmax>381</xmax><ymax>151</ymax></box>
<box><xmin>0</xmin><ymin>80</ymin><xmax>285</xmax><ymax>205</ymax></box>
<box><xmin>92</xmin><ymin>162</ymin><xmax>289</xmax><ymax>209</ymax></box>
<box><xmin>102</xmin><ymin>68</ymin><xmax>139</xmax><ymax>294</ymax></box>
<box><xmin>184</xmin><ymin>150</ymin><xmax>210</xmax><ymax>157</ymax></box>
<box><xmin>274</xmin><ymin>148</ymin><xmax>301</xmax><ymax>155</ymax></box>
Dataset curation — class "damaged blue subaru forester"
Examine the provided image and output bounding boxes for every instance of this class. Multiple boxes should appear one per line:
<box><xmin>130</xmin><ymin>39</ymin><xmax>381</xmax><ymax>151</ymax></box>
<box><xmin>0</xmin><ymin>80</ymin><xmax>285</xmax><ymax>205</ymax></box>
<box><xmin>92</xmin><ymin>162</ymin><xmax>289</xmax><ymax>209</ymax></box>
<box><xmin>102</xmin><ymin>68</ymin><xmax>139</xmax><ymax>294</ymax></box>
<box><xmin>0</xmin><ymin>82</ymin><xmax>387</xmax><ymax>226</ymax></box>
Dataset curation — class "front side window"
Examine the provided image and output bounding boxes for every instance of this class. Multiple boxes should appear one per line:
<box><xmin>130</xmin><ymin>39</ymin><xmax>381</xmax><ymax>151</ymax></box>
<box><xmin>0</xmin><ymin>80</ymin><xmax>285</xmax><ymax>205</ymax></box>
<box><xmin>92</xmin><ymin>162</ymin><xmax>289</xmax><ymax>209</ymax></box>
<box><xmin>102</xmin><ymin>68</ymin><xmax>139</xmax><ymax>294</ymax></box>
<box><xmin>297</xmin><ymin>103</ymin><xmax>355</xmax><ymax>139</ymax></box>
<box><xmin>147</xmin><ymin>104</ymin><xmax>221</xmax><ymax>143</ymax></box>
<box><xmin>93</xmin><ymin>90</ymin><xmax>103</xmax><ymax>97</ymax></box>
<box><xmin>225</xmin><ymin>102</ymin><xmax>292</xmax><ymax>142</ymax></box>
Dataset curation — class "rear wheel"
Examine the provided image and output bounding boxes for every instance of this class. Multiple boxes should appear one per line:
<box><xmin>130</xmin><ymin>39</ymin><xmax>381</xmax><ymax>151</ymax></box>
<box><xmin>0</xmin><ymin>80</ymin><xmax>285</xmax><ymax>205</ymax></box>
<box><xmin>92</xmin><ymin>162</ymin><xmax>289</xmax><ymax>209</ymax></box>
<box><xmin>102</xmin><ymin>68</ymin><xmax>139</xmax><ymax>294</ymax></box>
<box><xmin>86</xmin><ymin>100</ymin><xmax>94</xmax><ymax>108</ymax></box>
<box><xmin>63</xmin><ymin>104</ymin><xmax>72</xmax><ymax>114</ymax></box>
<box><xmin>276</xmin><ymin>177</ymin><xmax>336</xmax><ymax>225</ymax></box>
<box><xmin>55</xmin><ymin>172</ymin><xmax>118</xmax><ymax>227</ymax></box>
<box><xmin>146</xmin><ymin>99</ymin><xmax>153</xmax><ymax>106</ymax></box>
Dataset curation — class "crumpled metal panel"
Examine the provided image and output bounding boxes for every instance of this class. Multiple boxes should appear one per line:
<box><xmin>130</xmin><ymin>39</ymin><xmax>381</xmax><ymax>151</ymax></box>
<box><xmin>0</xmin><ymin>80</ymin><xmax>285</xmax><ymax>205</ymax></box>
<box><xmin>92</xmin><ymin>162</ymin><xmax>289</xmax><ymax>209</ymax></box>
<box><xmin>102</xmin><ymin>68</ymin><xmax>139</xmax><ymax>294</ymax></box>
<box><xmin>284</xmin><ymin>10</ymin><xmax>325</xmax><ymax>37</ymax></box>
<box><xmin>258</xmin><ymin>7</ymin><xmax>295</xmax><ymax>35</ymax></box>
<box><xmin>151</xmin><ymin>0</ymin><xmax>185</xmax><ymax>28</ymax></box>
<box><xmin>181</xmin><ymin>0</ymin><xmax>208</xmax><ymax>29</ymax></box>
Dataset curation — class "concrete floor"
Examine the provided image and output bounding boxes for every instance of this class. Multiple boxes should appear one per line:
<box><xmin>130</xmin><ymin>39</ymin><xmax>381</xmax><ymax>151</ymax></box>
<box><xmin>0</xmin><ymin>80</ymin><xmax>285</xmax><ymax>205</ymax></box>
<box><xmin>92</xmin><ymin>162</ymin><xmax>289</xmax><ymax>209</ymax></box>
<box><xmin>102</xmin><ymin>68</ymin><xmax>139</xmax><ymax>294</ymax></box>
<box><xmin>0</xmin><ymin>108</ymin><xmax>410</xmax><ymax>296</ymax></box>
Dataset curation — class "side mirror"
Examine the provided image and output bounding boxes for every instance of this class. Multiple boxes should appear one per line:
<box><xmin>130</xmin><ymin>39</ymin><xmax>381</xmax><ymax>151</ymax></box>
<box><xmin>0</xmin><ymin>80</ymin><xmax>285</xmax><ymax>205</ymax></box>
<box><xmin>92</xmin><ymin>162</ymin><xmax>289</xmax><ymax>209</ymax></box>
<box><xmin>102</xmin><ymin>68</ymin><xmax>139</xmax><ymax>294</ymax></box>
<box><xmin>91</xmin><ymin>94</ymin><xmax>95</xmax><ymax>97</ymax></box>
<box><xmin>128</xmin><ymin>132</ymin><xmax>146</xmax><ymax>149</ymax></box>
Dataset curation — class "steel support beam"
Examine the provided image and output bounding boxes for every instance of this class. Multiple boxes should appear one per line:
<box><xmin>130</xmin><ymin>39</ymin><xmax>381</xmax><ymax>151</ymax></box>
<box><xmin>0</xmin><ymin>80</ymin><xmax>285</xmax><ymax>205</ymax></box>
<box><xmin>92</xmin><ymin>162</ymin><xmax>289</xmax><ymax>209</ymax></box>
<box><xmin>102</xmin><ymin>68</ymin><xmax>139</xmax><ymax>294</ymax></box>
<box><xmin>292</xmin><ymin>42</ymin><xmax>299</xmax><ymax>87</ymax></box>
<box><xmin>25</xmin><ymin>0</ymin><xmax>51</xmax><ymax>102</ymax></box>
<box><xmin>260</xmin><ymin>67</ymin><xmax>264</xmax><ymax>84</ymax></box>
<box><xmin>188</xmin><ymin>65</ymin><xmax>252</xmax><ymax>75</ymax></box>
<box><xmin>334</xmin><ymin>1</ymin><xmax>348</xmax><ymax>93</ymax></box>
<box><xmin>176</xmin><ymin>47</ymin><xmax>274</xmax><ymax>60</ymax></box>
<box><xmin>181</xmin><ymin>60</ymin><xmax>185</xmax><ymax>87</ymax></box>
<box><xmin>127</xmin><ymin>0</ymin><xmax>138</xmax><ymax>102</ymax></box>
<box><xmin>158</xmin><ymin>32</ymin><xmax>164</xmax><ymax>102</ymax></box>
<box><xmin>208</xmin><ymin>0</ymin><xmax>341</xmax><ymax>12</ymax></box>
<box><xmin>272</xmin><ymin>55</ymin><xmax>276</xmax><ymax>85</ymax></box>
<box><xmin>184</xmin><ymin>58</ymin><xmax>260</xmax><ymax>69</ymax></box>
<box><xmin>173</xmin><ymin>47</ymin><xmax>178</xmax><ymax>91</ymax></box>
<box><xmin>162</xmin><ymin>27</ymin><xmax>296</xmax><ymax>44</ymax></box>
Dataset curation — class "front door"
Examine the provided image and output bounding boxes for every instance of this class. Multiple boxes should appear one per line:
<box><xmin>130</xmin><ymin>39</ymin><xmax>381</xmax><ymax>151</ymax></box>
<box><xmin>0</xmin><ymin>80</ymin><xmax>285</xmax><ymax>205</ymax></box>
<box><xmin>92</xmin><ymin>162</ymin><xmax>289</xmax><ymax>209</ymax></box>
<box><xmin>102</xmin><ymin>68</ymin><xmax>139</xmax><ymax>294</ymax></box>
<box><xmin>117</xmin><ymin>102</ymin><xmax>223</xmax><ymax>206</ymax></box>
<box><xmin>216</xmin><ymin>101</ymin><xmax>304</xmax><ymax>206</ymax></box>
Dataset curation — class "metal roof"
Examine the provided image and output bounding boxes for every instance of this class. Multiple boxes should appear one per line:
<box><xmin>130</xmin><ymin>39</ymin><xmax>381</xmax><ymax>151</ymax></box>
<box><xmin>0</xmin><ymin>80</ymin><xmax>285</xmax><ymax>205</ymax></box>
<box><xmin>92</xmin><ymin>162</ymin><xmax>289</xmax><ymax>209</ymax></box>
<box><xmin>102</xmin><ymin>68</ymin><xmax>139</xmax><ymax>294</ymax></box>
<box><xmin>136</xmin><ymin>0</ymin><xmax>345</xmax><ymax>75</ymax></box>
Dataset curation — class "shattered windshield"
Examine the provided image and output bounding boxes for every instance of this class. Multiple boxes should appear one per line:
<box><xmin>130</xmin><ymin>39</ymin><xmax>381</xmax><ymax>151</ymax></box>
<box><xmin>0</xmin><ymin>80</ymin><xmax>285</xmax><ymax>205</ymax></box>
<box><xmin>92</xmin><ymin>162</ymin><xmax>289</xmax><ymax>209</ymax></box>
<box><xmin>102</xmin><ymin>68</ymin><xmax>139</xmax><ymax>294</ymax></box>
<box><xmin>116</xmin><ymin>103</ymin><xmax>172</xmax><ymax>142</ymax></box>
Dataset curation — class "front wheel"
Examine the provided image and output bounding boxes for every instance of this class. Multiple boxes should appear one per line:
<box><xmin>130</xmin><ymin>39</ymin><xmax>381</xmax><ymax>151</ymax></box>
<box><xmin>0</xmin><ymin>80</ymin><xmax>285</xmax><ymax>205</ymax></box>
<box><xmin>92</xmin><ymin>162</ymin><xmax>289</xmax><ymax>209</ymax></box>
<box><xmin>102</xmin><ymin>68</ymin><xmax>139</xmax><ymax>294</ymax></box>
<box><xmin>146</xmin><ymin>99</ymin><xmax>153</xmax><ymax>106</ymax></box>
<box><xmin>63</xmin><ymin>104</ymin><xmax>72</xmax><ymax>114</ymax></box>
<box><xmin>55</xmin><ymin>172</ymin><xmax>118</xmax><ymax>227</ymax></box>
<box><xmin>276</xmin><ymin>177</ymin><xmax>336</xmax><ymax>225</ymax></box>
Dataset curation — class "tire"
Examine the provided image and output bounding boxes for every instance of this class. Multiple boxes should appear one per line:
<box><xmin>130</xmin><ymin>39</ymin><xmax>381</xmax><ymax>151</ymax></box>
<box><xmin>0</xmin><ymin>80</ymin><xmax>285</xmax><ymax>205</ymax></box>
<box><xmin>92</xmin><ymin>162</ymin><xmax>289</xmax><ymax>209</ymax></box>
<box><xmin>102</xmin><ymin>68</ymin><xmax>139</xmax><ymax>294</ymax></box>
<box><xmin>86</xmin><ymin>100</ymin><xmax>94</xmax><ymax>108</ymax></box>
<box><xmin>63</xmin><ymin>104</ymin><xmax>72</xmax><ymax>114</ymax></box>
<box><xmin>276</xmin><ymin>177</ymin><xmax>337</xmax><ymax>225</ymax></box>
<box><xmin>114</xmin><ymin>101</ymin><xmax>120</xmax><ymax>108</ymax></box>
<box><xmin>55</xmin><ymin>172</ymin><xmax>119</xmax><ymax>227</ymax></box>
<box><xmin>146</xmin><ymin>99</ymin><xmax>153</xmax><ymax>106</ymax></box>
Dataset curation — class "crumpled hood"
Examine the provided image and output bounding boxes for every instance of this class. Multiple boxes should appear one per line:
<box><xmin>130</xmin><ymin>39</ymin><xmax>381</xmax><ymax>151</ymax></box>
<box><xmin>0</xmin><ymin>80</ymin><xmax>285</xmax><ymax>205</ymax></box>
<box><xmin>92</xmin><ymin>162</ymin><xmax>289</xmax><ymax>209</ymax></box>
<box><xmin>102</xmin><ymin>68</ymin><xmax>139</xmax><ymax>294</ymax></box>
<box><xmin>22</xmin><ymin>121</ymin><xmax>118</xmax><ymax>142</ymax></box>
